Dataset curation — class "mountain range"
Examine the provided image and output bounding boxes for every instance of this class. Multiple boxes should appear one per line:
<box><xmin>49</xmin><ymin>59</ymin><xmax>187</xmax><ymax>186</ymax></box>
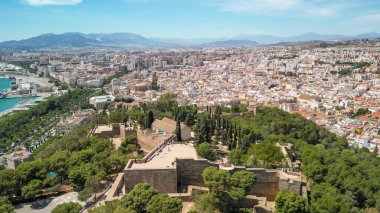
<box><xmin>0</xmin><ymin>32</ymin><xmax>379</xmax><ymax>48</ymax></box>
<box><xmin>233</xmin><ymin>32</ymin><xmax>380</xmax><ymax>44</ymax></box>
<box><xmin>0</xmin><ymin>32</ymin><xmax>165</xmax><ymax>48</ymax></box>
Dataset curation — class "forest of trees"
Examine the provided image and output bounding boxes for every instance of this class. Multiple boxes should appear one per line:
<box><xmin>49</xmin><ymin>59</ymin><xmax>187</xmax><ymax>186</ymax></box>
<box><xmin>191</xmin><ymin>106</ymin><xmax>380</xmax><ymax>212</ymax></box>
<box><xmin>0</xmin><ymin>124</ymin><xmax>135</xmax><ymax>206</ymax></box>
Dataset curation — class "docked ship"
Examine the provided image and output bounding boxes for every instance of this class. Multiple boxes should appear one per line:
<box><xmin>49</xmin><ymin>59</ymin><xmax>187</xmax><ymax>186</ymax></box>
<box><xmin>0</xmin><ymin>90</ymin><xmax>6</xmax><ymax>99</ymax></box>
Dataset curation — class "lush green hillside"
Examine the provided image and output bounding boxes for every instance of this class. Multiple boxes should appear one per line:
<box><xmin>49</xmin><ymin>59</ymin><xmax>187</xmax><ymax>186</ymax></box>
<box><xmin>0</xmin><ymin>88</ymin><xmax>95</xmax><ymax>151</ymax></box>
<box><xmin>194</xmin><ymin>107</ymin><xmax>380</xmax><ymax>212</ymax></box>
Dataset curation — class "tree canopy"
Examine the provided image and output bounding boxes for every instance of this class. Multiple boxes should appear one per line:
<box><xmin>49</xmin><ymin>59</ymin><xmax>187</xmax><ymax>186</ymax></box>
<box><xmin>146</xmin><ymin>194</ymin><xmax>182</xmax><ymax>213</ymax></box>
<box><xmin>275</xmin><ymin>192</ymin><xmax>309</xmax><ymax>213</ymax></box>
<box><xmin>89</xmin><ymin>183</ymin><xmax>182</xmax><ymax>213</ymax></box>
<box><xmin>196</xmin><ymin>143</ymin><xmax>217</xmax><ymax>161</ymax></box>
<box><xmin>52</xmin><ymin>202</ymin><xmax>82</xmax><ymax>213</ymax></box>
<box><xmin>202</xmin><ymin>167</ymin><xmax>256</xmax><ymax>201</ymax></box>
<box><xmin>0</xmin><ymin>196</ymin><xmax>15</xmax><ymax>213</ymax></box>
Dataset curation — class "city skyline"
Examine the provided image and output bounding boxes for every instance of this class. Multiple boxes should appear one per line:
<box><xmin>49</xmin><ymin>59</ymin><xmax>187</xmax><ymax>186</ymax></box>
<box><xmin>1</xmin><ymin>0</ymin><xmax>380</xmax><ymax>41</ymax></box>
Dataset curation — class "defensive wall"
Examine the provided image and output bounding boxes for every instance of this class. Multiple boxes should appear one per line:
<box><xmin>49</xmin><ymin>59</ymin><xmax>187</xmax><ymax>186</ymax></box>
<box><xmin>123</xmin><ymin>141</ymin><xmax>302</xmax><ymax>202</ymax></box>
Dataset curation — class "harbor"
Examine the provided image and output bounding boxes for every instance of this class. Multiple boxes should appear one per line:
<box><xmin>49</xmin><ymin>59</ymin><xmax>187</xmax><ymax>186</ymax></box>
<box><xmin>0</xmin><ymin>64</ymin><xmax>58</xmax><ymax>116</ymax></box>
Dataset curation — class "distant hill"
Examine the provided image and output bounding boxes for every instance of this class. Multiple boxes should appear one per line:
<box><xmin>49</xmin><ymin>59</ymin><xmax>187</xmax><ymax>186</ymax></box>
<box><xmin>0</xmin><ymin>32</ymin><xmax>379</xmax><ymax>48</ymax></box>
<box><xmin>201</xmin><ymin>39</ymin><xmax>258</xmax><ymax>48</ymax></box>
<box><xmin>86</xmin><ymin>33</ymin><xmax>165</xmax><ymax>47</ymax></box>
<box><xmin>233</xmin><ymin>32</ymin><xmax>380</xmax><ymax>44</ymax></box>
<box><xmin>0</xmin><ymin>33</ymin><xmax>96</xmax><ymax>48</ymax></box>
<box><xmin>0</xmin><ymin>32</ymin><xmax>167</xmax><ymax>48</ymax></box>
<box><xmin>150</xmin><ymin>37</ymin><xmax>229</xmax><ymax>45</ymax></box>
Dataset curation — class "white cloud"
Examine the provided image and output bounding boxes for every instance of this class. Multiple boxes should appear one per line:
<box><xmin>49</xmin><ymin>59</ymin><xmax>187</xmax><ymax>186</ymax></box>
<box><xmin>205</xmin><ymin>0</ymin><xmax>354</xmax><ymax>17</ymax></box>
<box><xmin>207</xmin><ymin>0</ymin><xmax>302</xmax><ymax>13</ymax></box>
<box><xmin>309</xmin><ymin>7</ymin><xmax>336</xmax><ymax>16</ymax></box>
<box><xmin>23</xmin><ymin>0</ymin><xmax>82</xmax><ymax>6</ymax></box>
<box><xmin>354</xmin><ymin>13</ymin><xmax>380</xmax><ymax>23</ymax></box>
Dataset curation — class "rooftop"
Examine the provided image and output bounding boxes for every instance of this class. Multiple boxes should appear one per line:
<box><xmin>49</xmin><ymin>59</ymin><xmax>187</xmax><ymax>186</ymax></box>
<box><xmin>130</xmin><ymin>143</ymin><xmax>200</xmax><ymax>169</ymax></box>
<box><xmin>5</xmin><ymin>150</ymin><xmax>32</xmax><ymax>160</ymax></box>
<box><xmin>94</xmin><ymin>125</ymin><xmax>113</xmax><ymax>133</ymax></box>
<box><xmin>152</xmin><ymin>117</ymin><xmax>188</xmax><ymax>134</ymax></box>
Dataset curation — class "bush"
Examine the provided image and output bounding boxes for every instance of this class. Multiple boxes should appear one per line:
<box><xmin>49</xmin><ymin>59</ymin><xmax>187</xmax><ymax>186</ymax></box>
<box><xmin>78</xmin><ymin>187</ymin><xmax>95</xmax><ymax>202</ymax></box>
<box><xmin>0</xmin><ymin>196</ymin><xmax>15</xmax><ymax>213</ymax></box>
<box><xmin>196</xmin><ymin>143</ymin><xmax>217</xmax><ymax>161</ymax></box>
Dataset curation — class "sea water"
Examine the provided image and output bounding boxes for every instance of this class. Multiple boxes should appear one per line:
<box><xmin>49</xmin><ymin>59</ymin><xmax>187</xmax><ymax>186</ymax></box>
<box><xmin>0</xmin><ymin>78</ymin><xmax>35</xmax><ymax>113</ymax></box>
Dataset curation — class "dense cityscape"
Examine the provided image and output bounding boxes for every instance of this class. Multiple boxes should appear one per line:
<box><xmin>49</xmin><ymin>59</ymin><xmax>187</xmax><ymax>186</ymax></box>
<box><xmin>2</xmin><ymin>39</ymin><xmax>379</xmax><ymax>152</ymax></box>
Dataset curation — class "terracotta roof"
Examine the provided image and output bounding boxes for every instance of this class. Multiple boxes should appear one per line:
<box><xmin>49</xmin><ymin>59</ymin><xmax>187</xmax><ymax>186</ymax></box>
<box><xmin>298</xmin><ymin>94</ymin><xmax>318</xmax><ymax>100</ymax></box>
<box><xmin>152</xmin><ymin>117</ymin><xmax>188</xmax><ymax>133</ymax></box>
<box><xmin>358</xmin><ymin>111</ymin><xmax>380</xmax><ymax>122</ymax></box>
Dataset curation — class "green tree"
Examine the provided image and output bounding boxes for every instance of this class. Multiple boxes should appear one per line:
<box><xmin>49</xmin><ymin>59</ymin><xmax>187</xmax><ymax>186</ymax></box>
<box><xmin>0</xmin><ymin>169</ymin><xmax>20</xmax><ymax>197</ymax></box>
<box><xmin>0</xmin><ymin>196</ymin><xmax>15</xmax><ymax>213</ymax></box>
<box><xmin>202</xmin><ymin>167</ymin><xmax>229</xmax><ymax>194</ymax></box>
<box><xmin>88</xmin><ymin>200</ymin><xmax>123</xmax><ymax>213</ymax></box>
<box><xmin>85</xmin><ymin>175</ymin><xmax>101</xmax><ymax>191</ymax></box>
<box><xmin>146</xmin><ymin>110</ymin><xmax>155</xmax><ymax>129</ymax></box>
<box><xmin>109</xmin><ymin>109</ymin><xmax>128</xmax><ymax>123</ymax></box>
<box><xmin>52</xmin><ymin>202</ymin><xmax>82</xmax><ymax>213</ymax></box>
<box><xmin>227</xmin><ymin>148</ymin><xmax>244</xmax><ymax>166</ymax></box>
<box><xmin>155</xmin><ymin>93</ymin><xmax>177</xmax><ymax>112</ymax></box>
<box><xmin>185</xmin><ymin>112</ymin><xmax>196</xmax><ymax>127</ymax></box>
<box><xmin>231</xmin><ymin>105</ymin><xmax>240</xmax><ymax>113</ymax></box>
<box><xmin>16</xmin><ymin>160</ymin><xmax>47</xmax><ymax>185</ymax></box>
<box><xmin>49</xmin><ymin>150</ymin><xmax>70</xmax><ymax>181</ymax></box>
<box><xmin>275</xmin><ymin>192</ymin><xmax>310</xmax><ymax>213</ymax></box>
<box><xmin>146</xmin><ymin>194</ymin><xmax>182</xmax><ymax>213</ymax></box>
<box><xmin>310</xmin><ymin>183</ymin><xmax>354</xmax><ymax>213</ymax></box>
<box><xmin>137</xmin><ymin>113</ymin><xmax>146</xmax><ymax>129</ymax></box>
<box><xmin>227</xmin><ymin>171</ymin><xmax>256</xmax><ymax>201</ymax></box>
<box><xmin>192</xmin><ymin>193</ymin><xmax>221</xmax><ymax>213</ymax></box>
<box><xmin>350</xmin><ymin>108</ymin><xmax>371</xmax><ymax>118</ymax></box>
<box><xmin>202</xmin><ymin>167</ymin><xmax>256</xmax><ymax>201</ymax></box>
<box><xmin>78</xmin><ymin>187</ymin><xmax>95</xmax><ymax>202</ymax></box>
<box><xmin>196</xmin><ymin>143</ymin><xmax>217</xmax><ymax>161</ymax></box>
<box><xmin>107</xmin><ymin>152</ymin><xmax>130</xmax><ymax>173</ymax></box>
<box><xmin>247</xmin><ymin>142</ymin><xmax>284</xmax><ymax>168</ymax></box>
<box><xmin>194</xmin><ymin>115</ymin><xmax>211</xmax><ymax>144</ymax></box>
<box><xmin>21</xmin><ymin>179</ymin><xmax>43</xmax><ymax>200</ymax></box>
<box><xmin>175</xmin><ymin>117</ymin><xmax>182</xmax><ymax>141</ymax></box>
<box><xmin>119</xmin><ymin>136</ymin><xmax>140</xmax><ymax>154</ymax></box>
<box><xmin>121</xmin><ymin>183</ymin><xmax>157</xmax><ymax>212</ymax></box>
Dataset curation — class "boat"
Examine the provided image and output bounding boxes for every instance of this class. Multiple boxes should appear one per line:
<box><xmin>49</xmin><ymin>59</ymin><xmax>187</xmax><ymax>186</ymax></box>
<box><xmin>0</xmin><ymin>91</ymin><xmax>5</xmax><ymax>99</ymax></box>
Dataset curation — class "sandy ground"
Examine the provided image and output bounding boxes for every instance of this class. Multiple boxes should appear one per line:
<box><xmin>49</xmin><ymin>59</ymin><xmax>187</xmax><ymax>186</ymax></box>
<box><xmin>16</xmin><ymin>192</ymin><xmax>84</xmax><ymax>213</ymax></box>
<box><xmin>182</xmin><ymin>202</ymin><xmax>194</xmax><ymax>213</ymax></box>
<box><xmin>112</xmin><ymin>138</ymin><xmax>122</xmax><ymax>150</ymax></box>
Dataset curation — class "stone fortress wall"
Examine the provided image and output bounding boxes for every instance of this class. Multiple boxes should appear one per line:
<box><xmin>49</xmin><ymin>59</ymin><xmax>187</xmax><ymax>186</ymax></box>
<box><xmin>176</xmin><ymin>159</ymin><xmax>302</xmax><ymax>201</ymax></box>
<box><xmin>124</xmin><ymin>168</ymin><xmax>178</xmax><ymax>193</ymax></box>
<box><xmin>124</xmin><ymin>149</ymin><xmax>302</xmax><ymax>201</ymax></box>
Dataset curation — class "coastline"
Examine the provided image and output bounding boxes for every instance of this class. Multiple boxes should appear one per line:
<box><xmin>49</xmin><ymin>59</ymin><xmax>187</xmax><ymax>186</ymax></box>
<box><xmin>0</xmin><ymin>96</ymin><xmax>43</xmax><ymax>117</ymax></box>
<box><xmin>0</xmin><ymin>73</ymin><xmax>54</xmax><ymax>117</ymax></box>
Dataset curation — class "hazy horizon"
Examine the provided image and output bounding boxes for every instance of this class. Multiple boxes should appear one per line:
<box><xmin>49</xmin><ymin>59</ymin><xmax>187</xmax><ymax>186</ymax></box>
<box><xmin>1</xmin><ymin>31</ymin><xmax>380</xmax><ymax>43</ymax></box>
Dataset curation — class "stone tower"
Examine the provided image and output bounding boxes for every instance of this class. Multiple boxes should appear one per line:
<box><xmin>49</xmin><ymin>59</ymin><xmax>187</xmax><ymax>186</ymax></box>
<box><xmin>151</xmin><ymin>72</ymin><xmax>158</xmax><ymax>90</ymax></box>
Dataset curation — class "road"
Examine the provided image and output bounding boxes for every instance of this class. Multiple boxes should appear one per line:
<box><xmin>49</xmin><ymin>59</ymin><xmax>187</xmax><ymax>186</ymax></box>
<box><xmin>15</xmin><ymin>192</ymin><xmax>84</xmax><ymax>213</ymax></box>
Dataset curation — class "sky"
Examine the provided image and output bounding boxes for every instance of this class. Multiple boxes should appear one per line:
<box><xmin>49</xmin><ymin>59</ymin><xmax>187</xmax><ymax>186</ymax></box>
<box><xmin>0</xmin><ymin>0</ymin><xmax>380</xmax><ymax>41</ymax></box>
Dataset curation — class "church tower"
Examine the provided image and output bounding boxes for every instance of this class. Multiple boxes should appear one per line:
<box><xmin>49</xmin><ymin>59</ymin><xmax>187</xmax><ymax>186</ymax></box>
<box><xmin>151</xmin><ymin>72</ymin><xmax>158</xmax><ymax>90</ymax></box>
